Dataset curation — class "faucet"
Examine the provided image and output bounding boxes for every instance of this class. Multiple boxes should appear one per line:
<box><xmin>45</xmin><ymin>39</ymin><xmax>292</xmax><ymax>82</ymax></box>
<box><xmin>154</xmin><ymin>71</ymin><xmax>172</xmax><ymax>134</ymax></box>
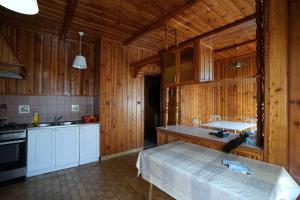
<box><xmin>53</xmin><ymin>115</ymin><xmax>63</xmax><ymax>124</ymax></box>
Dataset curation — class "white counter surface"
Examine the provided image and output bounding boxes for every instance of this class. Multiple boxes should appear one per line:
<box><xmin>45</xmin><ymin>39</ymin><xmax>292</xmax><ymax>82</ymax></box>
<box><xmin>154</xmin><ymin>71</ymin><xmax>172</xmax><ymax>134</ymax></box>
<box><xmin>27</xmin><ymin>122</ymin><xmax>99</xmax><ymax>130</ymax></box>
<box><xmin>157</xmin><ymin>125</ymin><xmax>260</xmax><ymax>149</ymax></box>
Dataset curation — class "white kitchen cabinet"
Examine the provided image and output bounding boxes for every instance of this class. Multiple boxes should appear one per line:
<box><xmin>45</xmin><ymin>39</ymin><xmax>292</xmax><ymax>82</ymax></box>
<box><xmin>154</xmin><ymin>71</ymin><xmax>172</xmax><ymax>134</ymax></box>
<box><xmin>55</xmin><ymin>126</ymin><xmax>79</xmax><ymax>170</ymax></box>
<box><xmin>27</xmin><ymin>123</ymin><xmax>100</xmax><ymax>177</ymax></box>
<box><xmin>27</xmin><ymin>128</ymin><xmax>56</xmax><ymax>176</ymax></box>
<box><xmin>79</xmin><ymin>124</ymin><xmax>100</xmax><ymax>164</ymax></box>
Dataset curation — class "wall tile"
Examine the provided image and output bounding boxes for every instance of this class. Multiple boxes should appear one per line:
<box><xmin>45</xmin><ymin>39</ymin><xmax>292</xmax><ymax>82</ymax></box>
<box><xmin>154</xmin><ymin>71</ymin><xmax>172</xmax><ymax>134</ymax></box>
<box><xmin>19</xmin><ymin>96</ymin><xmax>30</xmax><ymax>104</ymax></box>
<box><xmin>7</xmin><ymin>96</ymin><xmax>19</xmax><ymax>105</ymax></box>
<box><xmin>47</xmin><ymin>105</ymin><xmax>57</xmax><ymax>115</ymax></box>
<box><xmin>38</xmin><ymin>96</ymin><xmax>48</xmax><ymax>105</ymax></box>
<box><xmin>28</xmin><ymin>96</ymin><xmax>38</xmax><ymax>105</ymax></box>
<box><xmin>64</xmin><ymin>96</ymin><xmax>72</xmax><ymax>105</ymax></box>
<box><xmin>56</xmin><ymin>105</ymin><xmax>64</xmax><ymax>115</ymax></box>
<box><xmin>0</xmin><ymin>96</ymin><xmax>7</xmax><ymax>104</ymax></box>
<box><xmin>2</xmin><ymin>95</ymin><xmax>95</xmax><ymax>123</ymax></box>
<box><xmin>56</xmin><ymin>96</ymin><xmax>64</xmax><ymax>105</ymax></box>
<box><xmin>48</xmin><ymin>96</ymin><xmax>57</xmax><ymax>105</ymax></box>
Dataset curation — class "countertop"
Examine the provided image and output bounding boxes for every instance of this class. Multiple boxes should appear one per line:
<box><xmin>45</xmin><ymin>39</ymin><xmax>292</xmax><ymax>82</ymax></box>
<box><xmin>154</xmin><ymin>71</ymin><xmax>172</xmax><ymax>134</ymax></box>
<box><xmin>27</xmin><ymin>121</ymin><xmax>100</xmax><ymax>130</ymax></box>
<box><xmin>157</xmin><ymin>125</ymin><xmax>261</xmax><ymax>150</ymax></box>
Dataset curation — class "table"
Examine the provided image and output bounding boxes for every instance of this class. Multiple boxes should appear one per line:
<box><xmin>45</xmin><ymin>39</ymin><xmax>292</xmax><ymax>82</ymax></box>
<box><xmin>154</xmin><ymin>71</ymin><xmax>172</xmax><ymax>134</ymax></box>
<box><xmin>136</xmin><ymin>141</ymin><xmax>300</xmax><ymax>200</ymax></box>
<box><xmin>202</xmin><ymin>121</ymin><xmax>257</xmax><ymax>133</ymax></box>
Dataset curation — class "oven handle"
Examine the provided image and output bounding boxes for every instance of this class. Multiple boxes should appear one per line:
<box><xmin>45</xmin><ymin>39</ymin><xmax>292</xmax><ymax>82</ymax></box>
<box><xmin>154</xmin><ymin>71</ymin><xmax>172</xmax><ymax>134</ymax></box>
<box><xmin>0</xmin><ymin>139</ymin><xmax>26</xmax><ymax>146</ymax></box>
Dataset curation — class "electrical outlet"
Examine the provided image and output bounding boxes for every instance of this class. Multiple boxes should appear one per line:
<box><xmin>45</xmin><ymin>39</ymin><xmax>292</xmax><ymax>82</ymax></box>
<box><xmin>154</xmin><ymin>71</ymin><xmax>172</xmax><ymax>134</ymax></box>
<box><xmin>19</xmin><ymin>105</ymin><xmax>30</xmax><ymax>114</ymax></box>
<box><xmin>72</xmin><ymin>104</ymin><xmax>80</xmax><ymax>112</ymax></box>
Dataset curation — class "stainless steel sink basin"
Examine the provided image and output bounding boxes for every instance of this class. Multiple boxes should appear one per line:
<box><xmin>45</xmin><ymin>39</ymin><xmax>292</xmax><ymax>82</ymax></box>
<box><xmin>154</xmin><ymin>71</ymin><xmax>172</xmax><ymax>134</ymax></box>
<box><xmin>37</xmin><ymin>123</ymin><xmax>52</xmax><ymax>127</ymax></box>
<box><xmin>58</xmin><ymin>121</ymin><xmax>73</xmax><ymax>126</ymax></box>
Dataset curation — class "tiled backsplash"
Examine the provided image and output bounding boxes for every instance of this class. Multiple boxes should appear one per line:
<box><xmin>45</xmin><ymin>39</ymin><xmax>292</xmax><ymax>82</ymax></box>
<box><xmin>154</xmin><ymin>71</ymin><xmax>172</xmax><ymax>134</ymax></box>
<box><xmin>0</xmin><ymin>95</ymin><xmax>98</xmax><ymax>124</ymax></box>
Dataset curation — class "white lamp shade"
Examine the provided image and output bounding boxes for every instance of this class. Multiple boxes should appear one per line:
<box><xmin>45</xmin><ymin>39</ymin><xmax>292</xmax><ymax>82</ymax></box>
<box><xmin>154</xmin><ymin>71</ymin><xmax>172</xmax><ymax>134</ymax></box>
<box><xmin>0</xmin><ymin>0</ymin><xmax>39</xmax><ymax>15</ymax></box>
<box><xmin>72</xmin><ymin>55</ymin><xmax>87</xmax><ymax>69</ymax></box>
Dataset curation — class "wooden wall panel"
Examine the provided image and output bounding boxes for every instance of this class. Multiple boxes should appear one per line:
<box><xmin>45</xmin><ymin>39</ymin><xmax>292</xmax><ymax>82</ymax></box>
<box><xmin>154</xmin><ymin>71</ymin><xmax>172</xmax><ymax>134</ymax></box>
<box><xmin>99</xmin><ymin>38</ymin><xmax>155</xmax><ymax>156</ymax></box>
<box><xmin>178</xmin><ymin>55</ymin><xmax>257</xmax><ymax>126</ymax></box>
<box><xmin>0</xmin><ymin>24</ymin><xmax>98</xmax><ymax>96</ymax></box>
<box><xmin>288</xmin><ymin>0</ymin><xmax>300</xmax><ymax>180</ymax></box>
<box><xmin>264</xmin><ymin>0</ymin><xmax>288</xmax><ymax>167</ymax></box>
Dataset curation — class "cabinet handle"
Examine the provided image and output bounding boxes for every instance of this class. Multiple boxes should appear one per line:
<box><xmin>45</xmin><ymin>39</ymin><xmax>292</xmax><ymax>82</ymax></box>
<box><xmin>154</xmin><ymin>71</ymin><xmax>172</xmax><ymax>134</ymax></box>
<box><xmin>174</xmin><ymin>75</ymin><xmax>177</xmax><ymax>83</ymax></box>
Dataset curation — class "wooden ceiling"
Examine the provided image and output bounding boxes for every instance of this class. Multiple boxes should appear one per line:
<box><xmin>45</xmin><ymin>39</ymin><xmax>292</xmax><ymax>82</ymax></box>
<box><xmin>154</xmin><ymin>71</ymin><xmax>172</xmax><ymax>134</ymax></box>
<box><xmin>0</xmin><ymin>0</ymin><xmax>256</xmax><ymax>52</ymax></box>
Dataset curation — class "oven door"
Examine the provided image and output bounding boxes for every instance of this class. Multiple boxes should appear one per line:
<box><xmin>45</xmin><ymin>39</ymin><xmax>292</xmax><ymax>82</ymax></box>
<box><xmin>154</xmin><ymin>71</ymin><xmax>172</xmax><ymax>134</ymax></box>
<box><xmin>0</xmin><ymin>139</ymin><xmax>26</xmax><ymax>172</ymax></box>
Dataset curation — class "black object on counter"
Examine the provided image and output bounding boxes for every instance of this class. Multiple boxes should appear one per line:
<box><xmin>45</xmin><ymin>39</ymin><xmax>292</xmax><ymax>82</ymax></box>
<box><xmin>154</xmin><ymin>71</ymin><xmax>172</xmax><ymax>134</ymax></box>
<box><xmin>209</xmin><ymin>131</ymin><xmax>229</xmax><ymax>138</ymax></box>
<box><xmin>223</xmin><ymin>133</ymin><xmax>249</xmax><ymax>153</ymax></box>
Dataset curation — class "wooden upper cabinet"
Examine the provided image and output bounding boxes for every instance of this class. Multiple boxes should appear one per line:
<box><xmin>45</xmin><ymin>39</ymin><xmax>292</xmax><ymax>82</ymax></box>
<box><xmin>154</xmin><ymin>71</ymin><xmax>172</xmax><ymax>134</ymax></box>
<box><xmin>163</xmin><ymin>39</ymin><xmax>213</xmax><ymax>87</ymax></box>
<box><xmin>179</xmin><ymin>44</ymin><xmax>195</xmax><ymax>83</ymax></box>
<box><xmin>163</xmin><ymin>50</ymin><xmax>178</xmax><ymax>85</ymax></box>
<box><xmin>198</xmin><ymin>41</ymin><xmax>213</xmax><ymax>82</ymax></box>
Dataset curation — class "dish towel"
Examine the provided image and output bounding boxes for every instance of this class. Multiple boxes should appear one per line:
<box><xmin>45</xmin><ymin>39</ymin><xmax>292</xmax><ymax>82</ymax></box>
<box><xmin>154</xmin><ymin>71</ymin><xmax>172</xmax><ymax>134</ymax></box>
<box><xmin>222</xmin><ymin>160</ymin><xmax>253</xmax><ymax>175</ymax></box>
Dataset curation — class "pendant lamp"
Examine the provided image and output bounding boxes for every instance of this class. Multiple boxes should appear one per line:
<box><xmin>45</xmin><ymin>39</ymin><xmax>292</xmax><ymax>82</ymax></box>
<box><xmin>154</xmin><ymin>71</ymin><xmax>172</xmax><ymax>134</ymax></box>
<box><xmin>0</xmin><ymin>0</ymin><xmax>39</xmax><ymax>15</ymax></box>
<box><xmin>72</xmin><ymin>32</ymin><xmax>87</xmax><ymax>69</ymax></box>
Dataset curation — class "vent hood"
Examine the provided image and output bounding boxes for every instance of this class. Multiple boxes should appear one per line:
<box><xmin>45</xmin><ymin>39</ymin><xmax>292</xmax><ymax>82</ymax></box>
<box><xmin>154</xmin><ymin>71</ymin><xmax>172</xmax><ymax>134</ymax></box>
<box><xmin>0</xmin><ymin>62</ymin><xmax>27</xmax><ymax>79</ymax></box>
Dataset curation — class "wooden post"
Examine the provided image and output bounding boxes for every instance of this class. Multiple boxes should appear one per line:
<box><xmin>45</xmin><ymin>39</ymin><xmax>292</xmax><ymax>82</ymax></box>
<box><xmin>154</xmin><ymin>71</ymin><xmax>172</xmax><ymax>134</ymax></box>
<box><xmin>175</xmin><ymin>86</ymin><xmax>180</xmax><ymax>126</ymax></box>
<box><xmin>255</xmin><ymin>0</ymin><xmax>264</xmax><ymax>147</ymax></box>
<box><xmin>148</xmin><ymin>183</ymin><xmax>153</xmax><ymax>200</ymax></box>
<box><xmin>163</xmin><ymin>87</ymin><xmax>169</xmax><ymax>127</ymax></box>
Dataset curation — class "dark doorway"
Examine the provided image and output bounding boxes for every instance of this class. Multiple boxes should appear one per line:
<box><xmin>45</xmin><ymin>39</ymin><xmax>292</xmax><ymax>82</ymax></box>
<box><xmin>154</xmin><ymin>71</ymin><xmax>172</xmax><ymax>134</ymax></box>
<box><xmin>144</xmin><ymin>76</ymin><xmax>161</xmax><ymax>149</ymax></box>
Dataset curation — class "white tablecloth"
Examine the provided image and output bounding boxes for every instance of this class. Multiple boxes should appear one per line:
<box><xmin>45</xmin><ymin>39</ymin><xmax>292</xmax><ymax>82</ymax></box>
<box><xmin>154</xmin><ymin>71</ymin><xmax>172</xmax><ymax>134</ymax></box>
<box><xmin>136</xmin><ymin>141</ymin><xmax>300</xmax><ymax>200</ymax></box>
<box><xmin>202</xmin><ymin>121</ymin><xmax>256</xmax><ymax>132</ymax></box>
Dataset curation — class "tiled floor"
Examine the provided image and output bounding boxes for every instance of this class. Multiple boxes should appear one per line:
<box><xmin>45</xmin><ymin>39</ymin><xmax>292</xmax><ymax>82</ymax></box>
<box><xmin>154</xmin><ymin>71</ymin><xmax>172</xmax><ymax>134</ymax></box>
<box><xmin>0</xmin><ymin>154</ymin><xmax>174</xmax><ymax>200</ymax></box>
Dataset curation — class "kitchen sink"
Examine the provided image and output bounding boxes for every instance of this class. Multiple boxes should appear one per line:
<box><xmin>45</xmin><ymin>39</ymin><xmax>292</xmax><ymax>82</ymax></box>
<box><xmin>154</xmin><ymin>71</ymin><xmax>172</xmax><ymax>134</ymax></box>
<box><xmin>37</xmin><ymin>123</ymin><xmax>52</xmax><ymax>127</ymax></box>
<box><xmin>58</xmin><ymin>121</ymin><xmax>73</xmax><ymax>126</ymax></box>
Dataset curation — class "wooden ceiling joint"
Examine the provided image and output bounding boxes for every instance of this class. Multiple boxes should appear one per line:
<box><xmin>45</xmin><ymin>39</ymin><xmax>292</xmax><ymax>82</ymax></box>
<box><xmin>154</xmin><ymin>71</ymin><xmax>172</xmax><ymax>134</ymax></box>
<box><xmin>60</xmin><ymin>0</ymin><xmax>78</xmax><ymax>39</ymax></box>
<box><xmin>124</xmin><ymin>0</ymin><xmax>199</xmax><ymax>46</ymax></box>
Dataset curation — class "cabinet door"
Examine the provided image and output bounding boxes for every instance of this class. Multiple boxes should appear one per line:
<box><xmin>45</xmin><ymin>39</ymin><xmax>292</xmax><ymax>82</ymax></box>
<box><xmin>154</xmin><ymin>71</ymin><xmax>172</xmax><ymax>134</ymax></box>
<box><xmin>27</xmin><ymin>128</ymin><xmax>55</xmax><ymax>175</ymax></box>
<box><xmin>199</xmin><ymin>43</ymin><xmax>213</xmax><ymax>82</ymax></box>
<box><xmin>163</xmin><ymin>52</ymin><xmax>177</xmax><ymax>85</ymax></box>
<box><xmin>180</xmin><ymin>45</ymin><xmax>195</xmax><ymax>82</ymax></box>
<box><xmin>79</xmin><ymin>124</ymin><xmax>99</xmax><ymax>164</ymax></box>
<box><xmin>55</xmin><ymin>127</ymin><xmax>79</xmax><ymax>168</ymax></box>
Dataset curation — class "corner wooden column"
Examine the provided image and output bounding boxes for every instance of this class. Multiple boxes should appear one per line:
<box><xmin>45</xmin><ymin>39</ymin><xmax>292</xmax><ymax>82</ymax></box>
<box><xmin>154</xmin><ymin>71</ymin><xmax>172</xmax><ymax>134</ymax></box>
<box><xmin>163</xmin><ymin>87</ymin><xmax>170</xmax><ymax>127</ymax></box>
<box><xmin>288</xmin><ymin>0</ymin><xmax>300</xmax><ymax>181</ymax></box>
<box><xmin>264</xmin><ymin>0</ymin><xmax>288</xmax><ymax>167</ymax></box>
<box><xmin>255</xmin><ymin>0</ymin><xmax>264</xmax><ymax>147</ymax></box>
<box><xmin>175</xmin><ymin>86</ymin><xmax>180</xmax><ymax>126</ymax></box>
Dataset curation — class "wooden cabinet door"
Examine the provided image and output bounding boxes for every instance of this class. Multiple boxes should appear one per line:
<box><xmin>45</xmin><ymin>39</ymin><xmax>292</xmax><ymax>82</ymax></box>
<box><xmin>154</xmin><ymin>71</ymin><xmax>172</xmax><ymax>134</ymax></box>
<box><xmin>27</xmin><ymin>128</ymin><xmax>55</xmax><ymax>176</ymax></box>
<box><xmin>55</xmin><ymin>126</ymin><xmax>79</xmax><ymax>169</ymax></box>
<box><xmin>79</xmin><ymin>124</ymin><xmax>100</xmax><ymax>164</ymax></box>
<box><xmin>199</xmin><ymin>42</ymin><xmax>213</xmax><ymax>82</ymax></box>
<box><xmin>163</xmin><ymin>51</ymin><xmax>178</xmax><ymax>86</ymax></box>
<box><xmin>179</xmin><ymin>44</ymin><xmax>195</xmax><ymax>83</ymax></box>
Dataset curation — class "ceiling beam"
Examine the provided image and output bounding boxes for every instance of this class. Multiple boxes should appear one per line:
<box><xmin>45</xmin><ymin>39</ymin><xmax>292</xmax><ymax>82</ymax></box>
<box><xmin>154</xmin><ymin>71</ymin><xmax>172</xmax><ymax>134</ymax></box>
<box><xmin>214</xmin><ymin>39</ymin><xmax>257</xmax><ymax>53</ymax></box>
<box><xmin>60</xmin><ymin>0</ymin><xmax>78</xmax><ymax>39</ymax></box>
<box><xmin>164</xmin><ymin>14</ymin><xmax>256</xmax><ymax>52</ymax></box>
<box><xmin>124</xmin><ymin>0</ymin><xmax>199</xmax><ymax>45</ymax></box>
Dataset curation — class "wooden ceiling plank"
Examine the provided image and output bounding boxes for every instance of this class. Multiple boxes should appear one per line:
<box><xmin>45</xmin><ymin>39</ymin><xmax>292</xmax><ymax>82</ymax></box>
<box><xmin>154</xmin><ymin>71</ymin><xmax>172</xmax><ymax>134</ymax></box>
<box><xmin>124</xmin><ymin>0</ymin><xmax>200</xmax><ymax>45</ymax></box>
<box><xmin>214</xmin><ymin>39</ymin><xmax>256</xmax><ymax>52</ymax></box>
<box><xmin>165</xmin><ymin>14</ymin><xmax>256</xmax><ymax>51</ymax></box>
<box><xmin>60</xmin><ymin>0</ymin><xmax>78</xmax><ymax>39</ymax></box>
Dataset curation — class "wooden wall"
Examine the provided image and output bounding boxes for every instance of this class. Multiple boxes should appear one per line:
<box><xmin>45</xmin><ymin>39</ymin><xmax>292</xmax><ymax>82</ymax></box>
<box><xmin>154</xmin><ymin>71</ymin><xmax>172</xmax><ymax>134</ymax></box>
<box><xmin>0</xmin><ymin>24</ymin><xmax>99</xmax><ymax>96</ymax></box>
<box><xmin>178</xmin><ymin>54</ymin><xmax>257</xmax><ymax>126</ymax></box>
<box><xmin>99</xmin><ymin>38</ymin><xmax>155</xmax><ymax>156</ymax></box>
<box><xmin>264</xmin><ymin>0</ymin><xmax>289</xmax><ymax>167</ymax></box>
<box><xmin>288</xmin><ymin>0</ymin><xmax>300</xmax><ymax>181</ymax></box>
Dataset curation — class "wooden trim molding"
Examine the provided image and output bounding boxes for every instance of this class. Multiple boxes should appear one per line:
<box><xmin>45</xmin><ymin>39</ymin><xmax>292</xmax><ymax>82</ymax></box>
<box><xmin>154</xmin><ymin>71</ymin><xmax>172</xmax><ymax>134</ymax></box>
<box><xmin>100</xmin><ymin>147</ymin><xmax>143</xmax><ymax>161</ymax></box>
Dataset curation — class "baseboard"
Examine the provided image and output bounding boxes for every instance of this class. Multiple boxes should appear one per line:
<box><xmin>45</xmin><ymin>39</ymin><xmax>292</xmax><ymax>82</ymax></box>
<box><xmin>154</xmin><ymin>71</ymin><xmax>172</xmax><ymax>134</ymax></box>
<box><xmin>101</xmin><ymin>147</ymin><xmax>143</xmax><ymax>161</ymax></box>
